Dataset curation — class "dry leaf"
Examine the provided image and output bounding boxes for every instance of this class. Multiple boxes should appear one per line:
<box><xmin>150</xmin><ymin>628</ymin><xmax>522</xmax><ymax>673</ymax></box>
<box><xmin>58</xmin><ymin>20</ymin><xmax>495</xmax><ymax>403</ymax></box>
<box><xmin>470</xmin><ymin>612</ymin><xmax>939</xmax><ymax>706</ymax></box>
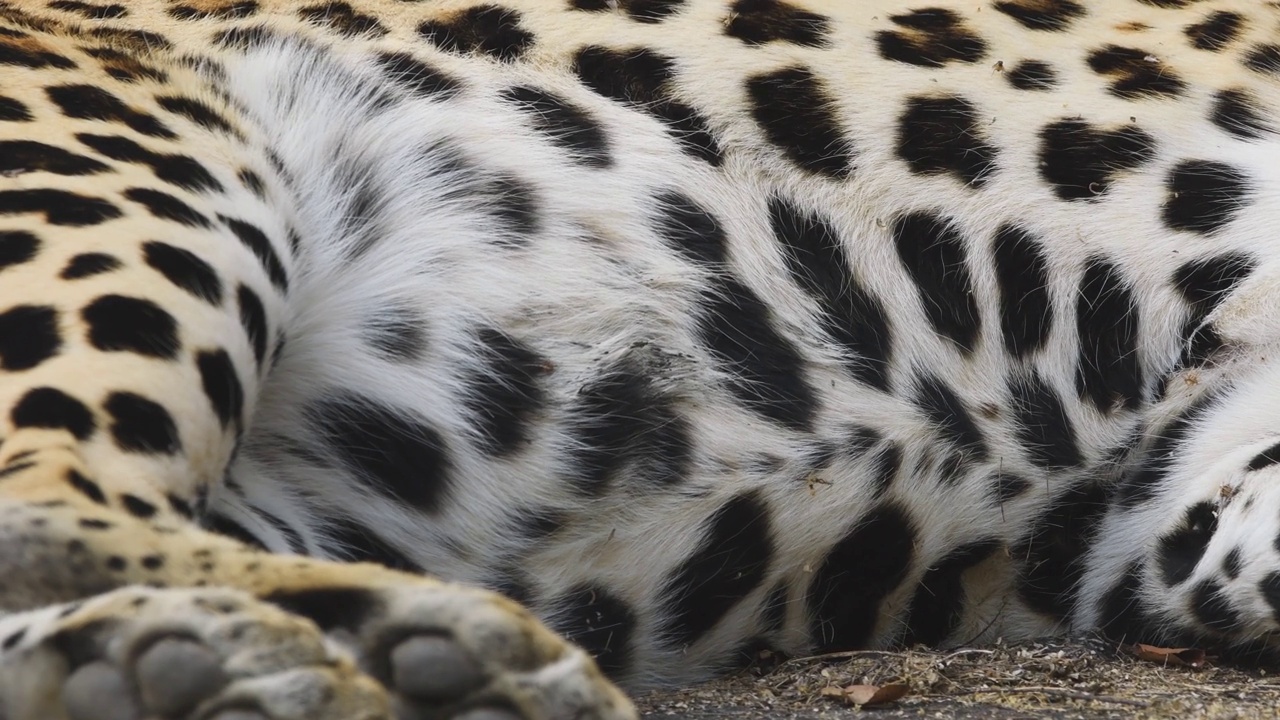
<box><xmin>1130</xmin><ymin>643</ymin><xmax>1206</xmax><ymax>668</ymax></box>
<box><xmin>820</xmin><ymin>682</ymin><xmax>910</xmax><ymax>706</ymax></box>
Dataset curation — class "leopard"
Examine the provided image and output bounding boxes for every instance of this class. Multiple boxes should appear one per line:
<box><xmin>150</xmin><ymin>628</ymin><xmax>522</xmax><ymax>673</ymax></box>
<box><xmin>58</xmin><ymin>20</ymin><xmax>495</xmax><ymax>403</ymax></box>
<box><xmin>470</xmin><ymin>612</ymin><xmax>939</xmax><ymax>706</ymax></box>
<box><xmin>1</xmin><ymin>0</ymin><xmax>1280</xmax><ymax>717</ymax></box>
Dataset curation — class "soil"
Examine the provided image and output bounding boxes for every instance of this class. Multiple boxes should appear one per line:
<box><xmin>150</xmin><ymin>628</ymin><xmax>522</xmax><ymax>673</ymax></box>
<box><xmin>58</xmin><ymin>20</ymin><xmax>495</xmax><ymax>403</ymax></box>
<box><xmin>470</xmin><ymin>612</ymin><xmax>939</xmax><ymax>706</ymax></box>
<box><xmin>634</xmin><ymin>637</ymin><xmax>1280</xmax><ymax>719</ymax></box>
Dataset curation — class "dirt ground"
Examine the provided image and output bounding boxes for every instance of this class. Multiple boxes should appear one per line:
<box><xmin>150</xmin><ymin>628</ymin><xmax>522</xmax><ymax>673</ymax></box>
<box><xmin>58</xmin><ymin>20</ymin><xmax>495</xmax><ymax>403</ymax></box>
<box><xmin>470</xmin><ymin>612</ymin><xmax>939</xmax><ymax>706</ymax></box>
<box><xmin>634</xmin><ymin>637</ymin><xmax>1280</xmax><ymax>719</ymax></box>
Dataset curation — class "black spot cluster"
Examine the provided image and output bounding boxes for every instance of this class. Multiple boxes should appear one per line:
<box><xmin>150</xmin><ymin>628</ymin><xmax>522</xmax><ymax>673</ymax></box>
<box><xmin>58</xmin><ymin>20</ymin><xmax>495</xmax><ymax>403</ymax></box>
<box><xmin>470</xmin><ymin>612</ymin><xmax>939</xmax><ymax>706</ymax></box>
<box><xmin>993</xmin><ymin>0</ymin><xmax>1085</xmax><ymax>31</ymax></box>
<box><xmin>770</xmin><ymin>197</ymin><xmax>891</xmax><ymax>390</ymax></box>
<box><xmin>747</xmin><ymin>67</ymin><xmax>853</xmax><ymax>179</ymax></box>
<box><xmin>876</xmin><ymin>9</ymin><xmax>986</xmax><ymax>68</ymax></box>
<box><xmin>298</xmin><ymin>1</ymin><xmax>387</xmax><ymax>38</ymax></box>
<box><xmin>892</xmin><ymin>212</ymin><xmax>981</xmax><ymax>353</ymax></box>
<box><xmin>419</xmin><ymin>5</ymin><xmax>534</xmax><ymax>63</ymax></box>
<box><xmin>723</xmin><ymin>0</ymin><xmax>830</xmax><ymax>47</ymax></box>
<box><xmin>659</xmin><ymin>491</ymin><xmax>774</xmax><ymax>648</ymax></box>
<box><xmin>566</xmin><ymin>365</ymin><xmax>691</xmax><ymax>495</ymax></box>
<box><xmin>1075</xmin><ymin>258</ymin><xmax>1143</xmax><ymax>413</ymax></box>
<box><xmin>1037</xmin><ymin>120</ymin><xmax>1155</xmax><ymax>201</ymax></box>
<box><xmin>896</xmin><ymin>95</ymin><xmax>997</xmax><ymax>187</ymax></box>
<box><xmin>570</xmin><ymin>0</ymin><xmax>685</xmax><ymax>24</ymax></box>
<box><xmin>1087</xmin><ymin>45</ymin><xmax>1185</xmax><ymax>99</ymax></box>
<box><xmin>574</xmin><ymin>46</ymin><xmax>722</xmax><ymax>166</ymax></box>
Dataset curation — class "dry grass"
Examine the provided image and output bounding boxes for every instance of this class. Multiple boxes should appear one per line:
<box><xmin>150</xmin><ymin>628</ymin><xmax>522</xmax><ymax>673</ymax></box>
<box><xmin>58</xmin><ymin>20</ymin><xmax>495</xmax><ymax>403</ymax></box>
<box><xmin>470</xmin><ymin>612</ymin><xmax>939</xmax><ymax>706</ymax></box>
<box><xmin>636</xmin><ymin>637</ymin><xmax>1280</xmax><ymax>719</ymax></box>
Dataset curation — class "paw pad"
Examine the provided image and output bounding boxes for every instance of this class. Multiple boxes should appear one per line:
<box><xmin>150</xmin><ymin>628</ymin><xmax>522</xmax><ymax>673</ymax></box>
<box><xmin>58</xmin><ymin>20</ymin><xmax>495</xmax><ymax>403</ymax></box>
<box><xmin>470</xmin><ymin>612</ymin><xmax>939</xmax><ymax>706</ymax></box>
<box><xmin>62</xmin><ymin>662</ymin><xmax>137</xmax><ymax>720</ymax></box>
<box><xmin>135</xmin><ymin>636</ymin><xmax>229</xmax><ymax>715</ymax></box>
<box><xmin>389</xmin><ymin>634</ymin><xmax>485</xmax><ymax>701</ymax></box>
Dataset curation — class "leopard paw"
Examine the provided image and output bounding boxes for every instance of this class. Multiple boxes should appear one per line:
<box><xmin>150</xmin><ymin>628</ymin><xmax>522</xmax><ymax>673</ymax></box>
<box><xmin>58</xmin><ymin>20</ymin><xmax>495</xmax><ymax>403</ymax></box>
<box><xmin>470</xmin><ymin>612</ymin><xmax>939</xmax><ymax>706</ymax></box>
<box><xmin>0</xmin><ymin>586</ymin><xmax>390</xmax><ymax>720</ymax></box>
<box><xmin>0</xmin><ymin>580</ymin><xmax>636</xmax><ymax>720</ymax></box>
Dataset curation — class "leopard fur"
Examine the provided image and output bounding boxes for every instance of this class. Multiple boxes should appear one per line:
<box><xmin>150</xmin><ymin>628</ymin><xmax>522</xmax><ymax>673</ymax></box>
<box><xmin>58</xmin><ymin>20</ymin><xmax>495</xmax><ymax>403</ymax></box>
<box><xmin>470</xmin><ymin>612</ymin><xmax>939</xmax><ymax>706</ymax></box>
<box><xmin>1</xmin><ymin>0</ymin><xmax>1280</xmax><ymax>717</ymax></box>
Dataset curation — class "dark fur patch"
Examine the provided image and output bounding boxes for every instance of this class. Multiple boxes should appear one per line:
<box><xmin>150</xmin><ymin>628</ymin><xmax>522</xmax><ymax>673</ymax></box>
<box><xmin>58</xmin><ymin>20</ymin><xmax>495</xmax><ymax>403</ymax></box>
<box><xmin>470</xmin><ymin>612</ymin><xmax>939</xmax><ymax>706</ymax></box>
<box><xmin>374</xmin><ymin>51</ymin><xmax>461</xmax><ymax>99</ymax></box>
<box><xmin>320</xmin><ymin>516</ymin><xmax>424</xmax><ymax>572</ymax></box>
<box><xmin>770</xmin><ymin>197</ymin><xmax>892</xmax><ymax>390</ymax></box>
<box><xmin>143</xmin><ymin>241</ymin><xmax>222</xmax><ymax>305</ymax></box>
<box><xmin>724</xmin><ymin>0</ymin><xmax>830</xmax><ymax>47</ymax></box>
<box><xmin>1245</xmin><ymin>44</ymin><xmax>1280</xmax><ymax>75</ymax></box>
<box><xmin>238</xmin><ymin>168</ymin><xmax>267</xmax><ymax>198</ymax></box>
<box><xmin>481</xmin><ymin>175</ymin><xmax>540</xmax><ymax>240</ymax></box>
<box><xmin>746</xmin><ymin>67</ymin><xmax>853</xmax><ymax>179</ymax></box>
<box><xmin>0</xmin><ymin>189</ymin><xmax>122</xmax><ymax>226</ymax></box>
<box><xmin>197</xmin><ymin>349</ymin><xmax>244</xmax><ymax>430</ymax></box>
<box><xmin>892</xmin><ymin>212</ymin><xmax>981</xmax><ymax>354</ymax></box>
<box><xmin>0</xmin><ymin>37</ymin><xmax>77</xmax><ymax>70</ymax></box>
<box><xmin>1210</xmin><ymin>88</ymin><xmax>1272</xmax><ymax>140</ymax></box>
<box><xmin>61</xmin><ymin>253</ymin><xmax>121</xmax><ymax>280</ymax></box>
<box><xmin>298</xmin><ymin>1</ymin><xmax>386</xmax><ymax>37</ymax></box>
<box><xmin>1157</xmin><ymin>501</ymin><xmax>1216</xmax><ymax>586</ymax></box>
<box><xmin>1185</xmin><ymin>10</ymin><xmax>1244</xmax><ymax>51</ymax></box>
<box><xmin>808</xmin><ymin>503</ymin><xmax>916</xmax><ymax>651</ymax></box>
<box><xmin>169</xmin><ymin>1</ymin><xmax>260</xmax><ymax>20</ymax></box>
<box><xmin>573</xmin><ymin>46</ymin><xmax>722</xmax><ymax>165</ymax></box>
<box><xmin>49</xmin><ymin>1</ymin><xmax>129</xmax><ymax>20</ymax></box>
<box><xmin>567</xmin><ymin>366</ymin><xmax>692</xmax><ymax>495</ymax></box>
<box><xmin>993</xmin><ymin>0</ymin><xmax>1085</xmax><ymax>31</ymax></box>
<box><xmin>203</xmin><ymin>512</ymin><xmax>269</xmax><ymax>550</ymax></box>
<box><xmin>124</xmin><ymin>187</ymin><xmax>211</xmax><ymax>227</ymax></box>
<box><xmin>307</xmin><ymin>393</ymin><xmax>452</xmax><ymax>512</ymax></box>
<box><xmin>992</xmin><ymin>224</ymin><xmax>1053</xmax><ymax>358</ymax></box>
<box><xmin>265</xmin><ymin>587</ymin><xmax>381</xmax><ymax>633</ymax></box>
<box><xmin>0</xmin><ymin>140</ymin><xmax>110</xmax><ymax>176</ymax></box>
<box><xmin>914</xmin><ymin>373</ymin><xmax>987</xmax><ymax>460</ymax></box>
<box><xmin>11</xmin><ymin>387</ymin><xmax>95</xmax><ymax>440</ymax></box>
<box><xmin>660</xmin><ymin>491</ymin><xmax>774</xmax><ymax>648</ymax></box>
<box><xmin>82</xmin><ymin>295</ymin><xmax>180</xmax><ymax>359</ymax></box>
<box><xmin>1161</xmin><ymin>160</ymin><xmax>1251</xmax><ymax>235</ymax></box>
<box><xmin>990</xmin><ymin>473</ymin><xmax>1032</xmax><ymax>505</ymax></box>
<box><xmin>68</xmin><ymin>470</ymin><xmax>107</xmax><ymax>505</ymax></box>
<box><xmin>903</xmin><ymin>539</ymin><xmax>1001</xmax><ymax>646</ymax></box>
<box><xmin>219</xmin><ymin>215</ymin><xmax>289</xmax><ymax>292</ymax></box>
<box><xmin>1006</xmin><ymin>60</ymin><xmax>1057</xmax><ymax>90</ymax></box>
<box><xmin>1075</xmin><ymin>258</ymin><xmax>1143</xmax><ymax>413</ymax></box>
<box><xmin>462</xmin><ymin>328</ymin><xmax>546</xmax><ymax>457</ymax></box>
<box><xmin>104</xmin><ymin>391</ymin><xmax>182</xmax><ymax>454</ymax></box>
<box><xmin>46</xmin><ymin>84</ymin><xmax>174</xmax><ymax>138</ymax></box>
<box><xmin>120</xmin><ymin>494</ymin><xmax>158</xmax><ymax>519</ymax></box>
<box><xmin>652</xmin><ymin>191</ymin><xmax>728</xmax><ymax>266</ymax></box>
<box><xmin>1172</xmin><ymin>252</ymin><xmax>1255</xmax><ymax>365</ymax></box>
<box><xmin>1010</xmin><ymin>372</ymin><xmax>1081</xmax><ymax>469</ymax></box>
<box><xmin>1117</xmin><ymin>393</ymin><xmax>1215</xmax><ymax>508</ymax></box>
<box><xmin>0</xmin><ymin>230</ymin><xmax>39</xmax><ymax>272</ymax></box>
<box><xmin>869</xmin><ymin>442</ymin><xmax>902</xmax><ymax>497</ymax></box>
<box><xmin>876</xmin><ymin>8</ymin><xmax>986</xmax><ymax>67</ymax></box>
<box><xmin>1014</xmin><ymin>481</ymin><xmax>1109</xmax><ymax>617</ymax></box>
<box><xmin>1189</xmin><ymin>580</ymin><xmax>1239</xmax><ymax>633</ymax></box>
<box><xmin>155</xmin><ymin>94</ymin><xmax>242</xmax><ymax>138</ymax></box>
<box><xmin>1261</xmin><ymin>573</ymin><xmax>1280</xmax><ymax>621</ymax></box>
<box><xmin>361</xmin><ymin>305</ymin><xmax>427</xmax><ymax>362</ymax></box>
<box><xmin>502</xmin><ymin>85</ymin><xmax>611</xmax><ymax>167</ymax></box>
<box><xmin>1096</xmin><ymin>560</ymin><xmax>1160</xmax><ymax>643</ymax></box>
<box><xmin>76</xmin><ymin>133</ymin><xmax>222</xmax><ymax>193</ymax></box>
<box><xmin>570</xmin><ymin>0</ymin><xmax>684</xmax><ymax>23</ymax></box>
<box><xmin>0</xmin><ymin>305</ymin><xmax>61</xmax><ymax>370</ymax></box>
<box><xmin>237</xmin><ymin>284</ymin><xmax>268</xmax><ymax>368</ymax></box>
<box><xmin>1037</xmin><ymin>120</ymin><xmax>1156</xmax><ymax>200</ymax></box>
<box><xmin>1087</xmin><ymin>45</ymin><xmax>1185</xmax><ymax>99</ymax></box>
<box><xmin>698</xmin><ymin>278</ymin><xmax>817</xmax><ymax>431</ymax></box>
<box><xmin>897</xmin><ymin>95</ymin><xmax>996</xmax><ymax>187</ymax></box>
<box><xmin>547</xmin><ymin>584</ymin><xmax>637</xmax><ymax>678</ymax></box>
<box><xmin>0</xmin><ymin>95</ymin><xmax>32</xmax><ymax>121</ymax></box>
<box><xmin>418</xmin><ymin>5</ymin><xmax>534</xmax><ymax>62</ymax></box>
<box><xmin>1247</xmin><ymin>440</ymin><xmax>1280</xmax><ymax>471</ymax></box>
